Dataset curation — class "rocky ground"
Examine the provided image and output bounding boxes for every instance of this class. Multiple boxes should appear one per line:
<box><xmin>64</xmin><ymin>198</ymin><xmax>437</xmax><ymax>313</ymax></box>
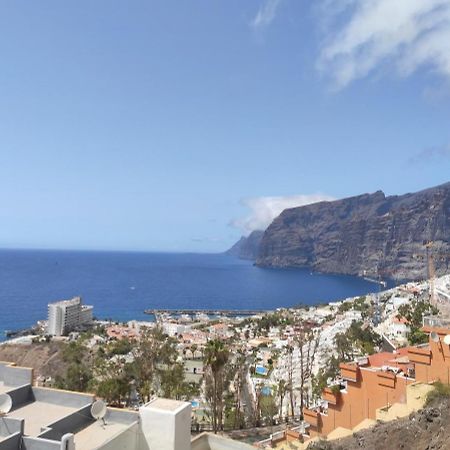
<box><xmin>308</xmin><ymin>397</ymin><xmax>450</xmax><ymax>450</ymax></box>
<box><xmin>0</xmin><ymin>342</ymin><xmax>66</xmax><ymax>379</ymax></box>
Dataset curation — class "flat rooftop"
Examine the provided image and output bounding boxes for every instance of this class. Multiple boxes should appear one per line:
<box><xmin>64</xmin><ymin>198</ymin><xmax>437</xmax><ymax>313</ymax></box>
<box><xmin>74</xmin><ymin>419</ymin><xmax>136</xmax><ymax>450</ymax></box>
<box><xmin>8</xmin><ymin>401</ymin><xmax>78</xmax><ymax>436</ymax></box>
<box><xmin>48</xmin><ymin>297</ymin><xmax>81</xmax><ymax>306</ymax></box>
<box><xmin>147</xmin><ymin>398</ymin><xmax>187</xmax><ymax>411</ymax></box>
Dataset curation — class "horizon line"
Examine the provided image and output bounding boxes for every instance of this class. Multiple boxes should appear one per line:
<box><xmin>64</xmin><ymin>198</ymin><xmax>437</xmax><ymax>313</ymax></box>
<box><xmin>0</xmin><ymin>245</ymin><xmax>226</xmax><ymax>255</ymax></box>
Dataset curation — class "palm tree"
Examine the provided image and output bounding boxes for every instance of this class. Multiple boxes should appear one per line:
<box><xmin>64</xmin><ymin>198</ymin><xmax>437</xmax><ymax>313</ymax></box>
<box><xmin>277</xmin><ymin>379</ymin><xmax>287</xmax><ymax>421</ymax></box>
<box><xmin>204</xmin><ymin>339</ymin><xmax>229</xmax><ymax>433</ymax></box>
<box><xmin>286</xmin><ymin>344</ymin><xmax>295</xmax><ymax>417</ymax></box>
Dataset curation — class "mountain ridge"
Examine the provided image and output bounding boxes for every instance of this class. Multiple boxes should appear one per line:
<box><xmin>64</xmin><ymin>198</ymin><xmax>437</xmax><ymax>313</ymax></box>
<box><xmin>228</xmin><ymin>182</ymin><xmax>450</xmax><ymax>281</ymax></box>
<box><xmin>225</xmin><ymin>230</ymin><xmax>263</xmax><ymax>260</ymax></box>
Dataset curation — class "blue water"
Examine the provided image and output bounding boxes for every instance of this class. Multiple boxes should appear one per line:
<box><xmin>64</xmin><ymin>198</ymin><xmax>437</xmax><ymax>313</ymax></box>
<box><xmin>255</xmin><ymin>366</ymin><xmax>269</xmax><ymax>376</ymax></box>
<box><xmin>261</xmin><ymin>387</ymin><xmax>272</xmax><ymax>396</ymax></box>
<box><xmin>0</xmin><ymin>249</ymin><xmax>382</xmax><ymax>341</ymax></box>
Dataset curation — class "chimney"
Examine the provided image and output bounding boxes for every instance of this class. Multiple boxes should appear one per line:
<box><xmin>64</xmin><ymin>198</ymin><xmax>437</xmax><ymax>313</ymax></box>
<box><xmin>140</xmin><ymin>398</ymin><xmax>191</xmax><ymax>450</ymax></box>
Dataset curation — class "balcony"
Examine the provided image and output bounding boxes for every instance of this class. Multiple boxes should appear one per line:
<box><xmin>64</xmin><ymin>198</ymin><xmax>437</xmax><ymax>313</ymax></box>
<box><xmin>340</xmin><ymin>363</ymin><xmax>359</xmax><ymax>382</ymax></box>
<box><xmin>423</xmin><ymin>316</ymin><xmax>450</xmax><ymax>329</ymax></box>
<box><xmin>322</xmin><ymin>386</ymin><xmax>341</xmax><ymax>405</ymax></box>
<box><xmin>408</xmin><ymin>346</ymin><xmax>431</xmax><ymax>365</ymax></box>
<box><xmin>303</xmin><ymin>408</ymin><xmax>319</xmax><ymax>428</ymax></box>
<box><xmin>377</xmin><ymin>370</ymin><xmax>396</xmax><ymax>388</ymax></box>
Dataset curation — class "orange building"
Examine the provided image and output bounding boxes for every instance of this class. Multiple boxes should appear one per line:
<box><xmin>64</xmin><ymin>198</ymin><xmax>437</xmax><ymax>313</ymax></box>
<box><xmin>409</xmin><ymin>317</ymin><xmax>450</xmax><ymax>385</ymax></box>
<box><xmin>304</xmin><ymin>349</ymin><xmax>413</xmax><ymax>437</ymax></box>
<box><xmin>106</xmin><ymin>324</ymin><xmax>140</xmax><ymax>341</ymax></box>
<box><xmin>303</xmin><ymin>317</ymin><xmax>450</xmax><ymax>440</ymax></box>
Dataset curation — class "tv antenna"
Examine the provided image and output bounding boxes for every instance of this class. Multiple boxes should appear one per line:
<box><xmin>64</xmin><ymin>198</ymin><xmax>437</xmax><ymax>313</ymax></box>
<box><xmin>91</xmin><ymin>400</ymin><xmax>107</xmax><ymax>426</ymax></box>
<box><xmin>0</xmin><ymin>394</ymin><xmax>12</xmax><ymax>416</ymax></box>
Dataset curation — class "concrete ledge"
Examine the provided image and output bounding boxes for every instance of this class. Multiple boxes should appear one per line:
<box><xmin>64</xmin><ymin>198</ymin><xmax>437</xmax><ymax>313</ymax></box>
<box><xmin>0</xmin><ymin>361</ymin><xmax>33</xmax><ymax>387</ymax></box>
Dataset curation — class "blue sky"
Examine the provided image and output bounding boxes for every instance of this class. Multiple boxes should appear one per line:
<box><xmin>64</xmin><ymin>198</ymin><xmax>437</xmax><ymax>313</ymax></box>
<box><xmin>0</xmin><ymin>0</ymin><xmax>449</xmax><ymax>252</ymax></box>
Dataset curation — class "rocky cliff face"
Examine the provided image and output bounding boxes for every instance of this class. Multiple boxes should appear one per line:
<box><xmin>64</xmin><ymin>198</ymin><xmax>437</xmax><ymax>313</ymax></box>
<box><xmin>256</xmin><ymin>182</ymin><xmax>450</xmax><ymax>280</ymax></box>
<box><xmin>226</xmin><ymin>230</ymin><xmax>264</xmax><ymax>260</ymax></box>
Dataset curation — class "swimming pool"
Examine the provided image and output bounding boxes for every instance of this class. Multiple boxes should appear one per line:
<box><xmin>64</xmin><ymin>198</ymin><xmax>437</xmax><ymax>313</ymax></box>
<box><xmin>255</xmin><ymin>365</ymin><xmax>269</xmax><ymax>376</ymax></box>
<box><xmin>261</xmin><ymin>386</ymin><xmax>271</xmax><ymax>396</ymax></box>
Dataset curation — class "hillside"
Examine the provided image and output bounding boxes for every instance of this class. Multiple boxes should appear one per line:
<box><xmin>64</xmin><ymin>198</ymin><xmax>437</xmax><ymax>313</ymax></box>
<box><xmin>308</xmin><ymin>395</ymin><xmax>450</xmax><ymax>450</ymax></box>
<box><xmin>255</xmin><ymin>182</ymin><xmax>450</xmax><ymax>280</ymax></box>
<box><xmin>0</xmin><ymin>342</ymin><xmax>67</xmax><ymax>379</ymax></box>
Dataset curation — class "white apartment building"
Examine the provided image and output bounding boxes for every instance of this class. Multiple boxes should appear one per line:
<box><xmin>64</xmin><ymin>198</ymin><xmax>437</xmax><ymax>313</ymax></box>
<box><xmin>0</xmin><ymin>360</ymin><xmax>253</xmax><ymax>450</ymax></box>
<box><xmin>162</xmin><ymin>321</ymin><xmax>192</xmax><ymax>337</ymax></box>
<box><xmin>47</xmin><ymin>296</ymin><xmax>93</xmax><ymax>336</ymax></box>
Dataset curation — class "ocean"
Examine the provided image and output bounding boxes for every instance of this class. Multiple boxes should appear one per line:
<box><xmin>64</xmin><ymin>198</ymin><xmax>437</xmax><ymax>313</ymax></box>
<box><xmin>0</xmin><ymin>249</ymin><xmax>384</xmax><ymax>341</ymax></box>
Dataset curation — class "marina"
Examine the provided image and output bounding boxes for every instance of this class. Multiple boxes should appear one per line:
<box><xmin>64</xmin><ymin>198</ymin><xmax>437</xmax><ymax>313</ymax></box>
<box><xmin>144</xmin><ymin>308</ymin><xmax>271</xmax><ymax>321</ymax></box>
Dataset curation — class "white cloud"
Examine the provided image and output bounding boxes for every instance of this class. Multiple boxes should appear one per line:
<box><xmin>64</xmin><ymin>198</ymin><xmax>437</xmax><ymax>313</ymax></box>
<box><xmin>409</xmin><ymin>143</ymin><xmax>450</xmax><ymax>164</ymax></box>
<box><xmin>317</xmin><ymin>0</ymin><xmax>450</xmax><ymax>89</ymax></box>
<box><xmin>251</xmin><ymin>0</ymin><xmax>283</xmax><ymax>29</ymax></box>
<box><xmin>231</xmin><ymin>193</ymin><xmax>335</xmax><ymax>234</ymax></box>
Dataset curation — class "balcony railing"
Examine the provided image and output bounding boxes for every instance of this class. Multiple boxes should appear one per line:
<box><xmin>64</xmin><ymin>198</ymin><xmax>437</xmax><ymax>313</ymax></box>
<box><xmin>423</xmin><ymin>316</ymin><xmax>450</xmax><ymax>328</ymax></box>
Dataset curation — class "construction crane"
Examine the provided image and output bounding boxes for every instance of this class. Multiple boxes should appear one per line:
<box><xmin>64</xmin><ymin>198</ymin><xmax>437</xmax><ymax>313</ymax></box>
<box><xmin>425</xmin><ymin>241</ymin><xmax>435</xmax><ymax>306</ymax></box>
<box><xmin>414</xmin><ymin>241</ymin><xmax>450</xmax><ymax>307</ymax></box>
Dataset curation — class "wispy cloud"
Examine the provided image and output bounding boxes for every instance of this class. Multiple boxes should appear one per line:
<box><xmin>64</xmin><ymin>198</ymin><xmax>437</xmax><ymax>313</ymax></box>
<box><xmin>250</xmin><ymin>0</ymin><xmax>283</xmax><ymax>29</ymax></box>
<box><xmin>316</xmin><ymin>0</ymin><xmax>450</xmax><ymax>90</ymax></box>
<box><xmin>408</xmin><ymin>143</ymin><xmax>450</xmax><ymax>164</ymax></box>
<box><xmin>230</xmin><ymin>193</ymin><xmax>334</xmax><ymax>234</ymax></box>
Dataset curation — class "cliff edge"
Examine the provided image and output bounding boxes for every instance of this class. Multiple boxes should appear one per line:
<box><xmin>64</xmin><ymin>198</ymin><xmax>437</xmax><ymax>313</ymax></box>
<box><xmin>256</xmin><ymin>182</ymin><xmax>450</xmax><ymax>280</ymax></box>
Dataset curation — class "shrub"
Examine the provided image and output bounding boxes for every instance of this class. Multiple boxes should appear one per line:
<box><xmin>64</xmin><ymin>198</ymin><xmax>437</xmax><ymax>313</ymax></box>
<box><xmin>330</xmin><ymin>384</ymin><xmax>341</xmax><ymax>395</ymax></box>
<box><xmin>425</xmin><ymin>381</ymin><xmax>450</xmax><ymax>406</ymax></box>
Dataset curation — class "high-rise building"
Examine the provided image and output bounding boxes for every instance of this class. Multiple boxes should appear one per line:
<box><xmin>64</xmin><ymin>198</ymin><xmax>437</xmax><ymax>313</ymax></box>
<box><xmin>47</xmin><ymin>296</ymin><xmax>93</xmax><ymax>336</ymax></box>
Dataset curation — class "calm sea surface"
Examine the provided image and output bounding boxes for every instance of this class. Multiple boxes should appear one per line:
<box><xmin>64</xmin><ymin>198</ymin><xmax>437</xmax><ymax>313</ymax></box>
<box><xmin>0</xmin><ymin>249</ymin><xmax>384</xmax><ymax>340</ymax></box>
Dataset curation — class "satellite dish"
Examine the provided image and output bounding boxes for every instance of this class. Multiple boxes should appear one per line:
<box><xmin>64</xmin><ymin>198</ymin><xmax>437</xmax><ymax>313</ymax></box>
<box><xmin>443</xmin><ymin>335</ymin><xmax>450</xmax><ymax>345</ymax></box>
<box><xmin>91</xmin><ymin>400</ymin><xmax>107</xmax><ymax>421</ymax></box>
<box><xmin>0</xmin><ymin>394</ymin><xmax>12</xmax><ymax>415</ymax></box>
<box><xmin>430</xmin><ymin>331</ymin><xmax>440</xmax><ymax>343</ymax></box>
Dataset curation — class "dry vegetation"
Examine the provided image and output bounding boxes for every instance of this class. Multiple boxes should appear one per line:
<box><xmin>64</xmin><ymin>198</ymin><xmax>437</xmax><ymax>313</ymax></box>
<box><xmin>0</xmin><ymin>342</ymin><xmax>67</xmax><ymax>379</ymax></box>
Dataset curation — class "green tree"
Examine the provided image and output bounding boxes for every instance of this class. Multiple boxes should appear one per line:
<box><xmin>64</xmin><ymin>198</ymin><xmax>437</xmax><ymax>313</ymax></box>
<box><xmin>56</xmin><ymin>362</ymin><xmax>92</xmax><ymax>392</ymax></box>
<box><xmin>96</xmin><ymin>377</ymin><xmax>129</xmax><ymax>405</ymax></box>
<box><xmin>259</xmin><ymin>394</ymin><xmax>277</xmax><ymax>429</ymax></box>
<box><xmin>276</xmin><ymin>379</ymin><xmax>287</xmax><ymax>421</ymax></box>
<box><xmin>311</xmin><ymin>356</ymin><xmax>340</xmax><ymax>402</ymax></box>
<box><xmin>62</xmin><ymin>341</ymin><xmax>85</xmax><ymax>364</ymax></box>
<box><xmin>129</xmin><ymin>326</ymin><xmax>178</xmax><ymax>402</ymax></box>
<box><xmin>397</xmin><ymin>299</ymin><xmax>439</xmax><ymax>345</ymax></box>
<box><xmin>285</xmin><ymin>344</ymin><xmax>295</xmax><ymax>417</ymax></box>
<box><xmin>55</xmin><ymin>341</ymin><xmax>93</xmax><ymax>392</ymax></box>
<box><xmin>107</xmin><ymin>338</ymin><xmax>133</xmax><ymax>356</ymax></box>
<box><xmin>335</xmin><ymin>321</ymin><xmax>381</xmax><ymax>362</ymax></box>
<box><xmin>204</xmin><ymin>339</ymin><xmax>230</xmax><ymax>433</ymax></box>
<box><xmin>160</xmin><ymin>362</ymin><xmax>188</xmax><ymax>400</ymax></box>
<box><xmin>230</xmin><ymin>350</ymin><xmax>246</xmax><ymax>429</ymax></box>
<box><xmin>295</xmin><ymin>325</ymin><xmax>320</xmax><ymax>418</ymax></box>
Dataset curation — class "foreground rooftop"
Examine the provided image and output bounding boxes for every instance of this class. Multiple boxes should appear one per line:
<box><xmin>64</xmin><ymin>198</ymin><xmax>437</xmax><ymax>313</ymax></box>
<box><xmin>0</xmin><ymin>360</ymin><xmax>252</xmax><ymax>450</ymax></box>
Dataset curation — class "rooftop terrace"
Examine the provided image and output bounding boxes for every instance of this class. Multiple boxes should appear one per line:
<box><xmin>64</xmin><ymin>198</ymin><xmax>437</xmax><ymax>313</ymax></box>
<box><xmin>0</xmin><ymin>359</ymin><xmax>253</xmax><ymax>450</ymax></box>
<box><xmin>8</xmin><ymin>401</ymin><xmax>78</xmax><ymax>437</ymax></box>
